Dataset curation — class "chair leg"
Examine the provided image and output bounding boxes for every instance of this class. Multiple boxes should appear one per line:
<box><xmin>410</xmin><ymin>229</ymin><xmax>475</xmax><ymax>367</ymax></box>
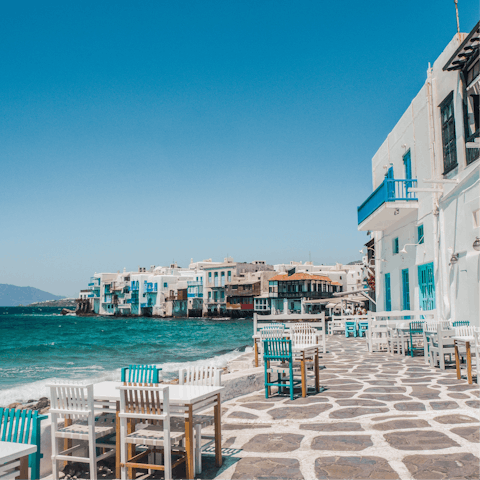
<box><xmin>195</xmin><ymin>424</ymin><xmax>202</xmax><ymax>475</ymax></box>
<box><xmin>289</xmin><ymin>364</ymin><xmax>294</xmax><ymax>401</ymax></box>
<box><xmin>89</xmin><ymin>434</ymin><xmax>97</xmax><ymax>480</ymax></box>
<box><xmin>439</xmin><ymin>350</ymin><xmax>446</xmax><ymax>370</ymax></box>
<box><xmin>51</xmin><ymin>417</ymin><xmax>58</xmax><ymax>480</ymax></box>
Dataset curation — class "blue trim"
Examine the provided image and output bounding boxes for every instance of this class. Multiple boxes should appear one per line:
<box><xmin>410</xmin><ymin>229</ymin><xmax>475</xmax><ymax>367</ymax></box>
<box><xmin>385</xmin><ymin>273</ymin><xmax>391</xmax><ymax>311</ymax></box>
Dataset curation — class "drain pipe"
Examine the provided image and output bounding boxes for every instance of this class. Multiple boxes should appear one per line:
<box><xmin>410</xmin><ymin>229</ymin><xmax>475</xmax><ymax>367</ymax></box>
<box><xmin>426</xmin><ymin>63</ymin><xmax>448</xmax><ymax>319</ymax></box>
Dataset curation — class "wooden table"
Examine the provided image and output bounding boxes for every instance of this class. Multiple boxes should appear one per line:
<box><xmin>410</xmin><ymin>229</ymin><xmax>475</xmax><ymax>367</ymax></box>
<box><xmin>93</xmin><ymin>381</ymin><xmax>224</xmax><ymax>480</ymax></box>
<box><xmin>292</xmin><ymin>344</ymin><xmax>321</xmax><ymax>397</ymax></box>
<box><xmin>453</xmin><ymin>335</ymin><xmax>475</xmax><ymax>384</ymax></box>
<box><xmin>0</xmin><ymin>441</ymin><xmax>37</xmax><ymax>480</ymax></box>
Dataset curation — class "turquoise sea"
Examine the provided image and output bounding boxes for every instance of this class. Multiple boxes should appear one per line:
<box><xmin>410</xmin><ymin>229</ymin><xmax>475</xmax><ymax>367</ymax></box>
<box><xmin>0</xmin><ymin>307</ymin><xmax>253</xmax><ymax>406</ymax></box>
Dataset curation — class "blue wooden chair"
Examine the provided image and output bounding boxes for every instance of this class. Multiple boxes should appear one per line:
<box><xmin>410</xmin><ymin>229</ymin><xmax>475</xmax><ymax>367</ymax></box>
<box><xmin>408</xmin><ymin>321</ymin><xmax>425</xmax><ymax>357</ymax></box>
<box><xmin>263</xmin><ymin>339</ymin><xmax>302</xmax><ymax>401</ymax></box>
<box><xmin>453</xmin><ymin>321</ymin><xmax>470</xmax><ymax>327</ymax></box>
<box><xmin>0</xmin><ymin>408</ymin><xmax>47</xmax><ymax>480</ymax></box>
<box><xmin>121</xmin><ymin>364</ymin><xmax>162</xmax><ymax>383</ymax></box>
<box><xmin>345</xmin><ymin>321</ymin><xmax>357</xmax><ymax>338</ymax></box>
<box><xmin>358</xmin><ymin>321</ymin><xmax>369</xmax><ymax>337</ymax></box>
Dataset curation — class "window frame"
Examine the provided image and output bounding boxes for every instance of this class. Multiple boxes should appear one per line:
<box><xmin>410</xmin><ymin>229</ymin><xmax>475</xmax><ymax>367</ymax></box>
<box><xmin>392</xmin><ymin>237</ymin><xmax>399</xmax><ymax>255</ymax></box>
<box><xmin>439</xmin><ymin>91</ymin><xmax>458</xmax><ymax>175</ymax></box>
<box><xmin>417</xmin><ymin>225</ymin><xmax>424</xmax><ymax>244</ymax></box>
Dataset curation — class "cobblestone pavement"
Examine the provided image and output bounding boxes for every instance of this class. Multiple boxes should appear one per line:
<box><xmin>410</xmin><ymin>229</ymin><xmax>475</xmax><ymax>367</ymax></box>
<box><xmin>199</xmin><ymin>336</ymin><xmax>479</xmax><ymax>480</ymax></box>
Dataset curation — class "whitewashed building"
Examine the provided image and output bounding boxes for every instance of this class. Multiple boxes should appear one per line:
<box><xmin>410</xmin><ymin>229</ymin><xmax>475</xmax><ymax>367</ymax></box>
<box><xmin>357</xmin><ymin>23</ymin><xmax>480</xmax><ymax>326</ymax></box>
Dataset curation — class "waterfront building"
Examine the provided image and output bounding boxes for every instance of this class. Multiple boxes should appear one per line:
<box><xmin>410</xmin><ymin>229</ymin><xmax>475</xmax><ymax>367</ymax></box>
<box><xmin>357</xmin><ymin>23</ymin><xmax>480</xmax><ymax>326</ymax></box>
<box><xmin>261</xmin><ymin>272</ymin><xmax>342</xmax><ymax>314</ymax></box>
<box><xmin>225</xmin><ymin>270</ymin><xmax>277</xmax><ymax>317</ymax></box>
<box><xmin>202</xmin><ymin>259</ymin><xmax>274</xmax><ymax>316</ymax></box>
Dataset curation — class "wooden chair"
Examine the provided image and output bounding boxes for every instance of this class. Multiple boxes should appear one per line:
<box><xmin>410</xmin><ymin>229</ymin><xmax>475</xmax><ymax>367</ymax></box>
<box><xmin>118</xmin><ymin>384</ymin><xmax>186</xmax><ymax>480</ymax></box>
<box><xmin>387</xmin><ymin>326</ymin><xmax>406</xmax><ymax>355</ymax></box>
<box><xmin>49</xmin><ymin>382</ymin><xmax>116</xmax><ymax>480</ymax></box>
<box><xmin>176</xmin><ymin>366</ymin><xmax>222</xmax><ymax>474</ymax></box>
<box><xmin>358</xmin><ymin>321</ymin><xmax>369</xmax><ymax>337</ymax></box>
<box><xmin>429</xmin><ymin>325</ymin><xmax>455</xmax><ymax>370</ymax></box>
<box><xmin>345</xmin><ymin>321</ymin><xmax>357</xmax><ymax>338</ymax></box>
<box><xmin>263</xmin><ymin>339</ymin><xmax>302</xmax><ymax>401</ymax></box>
<box><xmin>366</xmin><ymin>321</ymin><xmax>389</xmax><ymax>352</ymax></box>
<box><xmin>0</xmin><ymin>408</ymin><xmax>47</xmax><ymax>480</ymax></box>
<box><xmin>328</xmin><ymin>319</ymin><xmax>345</xmax><ymax>335</ymax></box>
<box><xmin>121</xmin><ymin>365</ymin><xmax>162</xmax><ymax>384</ymax></box>
<box><xmin>453</xmin><ymin>321</ymin><xmax>470</xmax><ymax>327</ymax></box>
<box><xmin>408</xmin><ymin>321</ymin><xmax>425</xmax><ymax>357</ymax></box>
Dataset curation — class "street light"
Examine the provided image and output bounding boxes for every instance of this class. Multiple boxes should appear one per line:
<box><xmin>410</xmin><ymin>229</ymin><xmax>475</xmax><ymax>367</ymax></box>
<box><xmin>400</xmin><ymin>237</ymin><xmax>425</xmax><ymax>253</ymax></box>
<box><xmin>473</xmin><ymin>237</ymin><xmax>480</xmax><ymax>252</ymax></box>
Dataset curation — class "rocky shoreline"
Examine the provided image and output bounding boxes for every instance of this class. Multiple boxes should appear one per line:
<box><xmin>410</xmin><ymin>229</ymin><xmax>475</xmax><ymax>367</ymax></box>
<box><xmin>7</xmin><ymin>397</ymin><xmax>50</xmax><ymax>414</ymax></box>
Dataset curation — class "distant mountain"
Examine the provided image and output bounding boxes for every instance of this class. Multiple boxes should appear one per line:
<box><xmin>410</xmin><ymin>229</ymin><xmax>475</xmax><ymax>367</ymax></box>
<box><xmin>0</xmin><ymin>284</ymin><xmax>65</xmax><ymax>306</ymax></box>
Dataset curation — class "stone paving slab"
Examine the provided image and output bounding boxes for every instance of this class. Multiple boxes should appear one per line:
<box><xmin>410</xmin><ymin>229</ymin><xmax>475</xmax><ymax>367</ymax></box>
<box><xmin>203</xmin><ymin>336</ymin><xmax>479</xmax><ymax>480</ymax></box>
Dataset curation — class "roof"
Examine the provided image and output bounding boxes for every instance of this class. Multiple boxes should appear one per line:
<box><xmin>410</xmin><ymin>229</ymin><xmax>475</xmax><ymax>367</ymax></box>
<box><xmin>444</xmin><ymin>21</ymin><xmax>480</xmax><ymax>71</ymax></box>
<box><xmin>269</xmin><ymin>273</ymin><xmax>332</xmax><ymax>282</ymax></box>
<box><xmin>331</xmin><ymin>281</ymin><xmax>342</xmax><ymax>286</ymax></box>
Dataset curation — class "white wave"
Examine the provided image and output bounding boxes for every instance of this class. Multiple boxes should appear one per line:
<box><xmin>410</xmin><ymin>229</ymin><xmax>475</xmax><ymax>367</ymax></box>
<box><xmin>0</xmin><ymin>348</ymin><xmax>248</xmax><ymax>406</ymax></box>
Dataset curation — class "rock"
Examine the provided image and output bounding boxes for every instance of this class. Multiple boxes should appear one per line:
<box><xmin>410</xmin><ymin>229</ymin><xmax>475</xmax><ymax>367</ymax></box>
<box><xmin>40</xmin><ymin>407</ymin><xmax>50</xmax><ymax>414</ymax></box>
<box><xmin>35</xmin><ymin>398</ymin><xmax>49</xmax><ymax>410</ymax></box>
<box><xmin>61</xmin><ymin>308</ymin><xmax>75</xmax><ymax>315</ymax></box>
<box><xmin>7</xmin><ymin>402</ymin><xmax>22</xmax><ymax>409</ymax></box>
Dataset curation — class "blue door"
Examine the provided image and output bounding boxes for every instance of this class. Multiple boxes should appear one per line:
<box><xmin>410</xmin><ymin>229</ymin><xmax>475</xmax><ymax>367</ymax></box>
<box><xmin>418</xmin><ymin>263</ymin><xmax>435</xmax><ymax>310</ymax></box>
<box><xmin>386</xmin><ymin>166</ymin><xmax>395</xmax><ymax>199</ymax></box>
<box><xmin>385</xmin><ymin>273</ymin><xmax>391</xmax><ymax>311</ymax></box>
<box><xmin>403</xmin><ymin>150</ymin><xmax>412</xmax><ymax>197</ymax></box>
<box><xmin>402</xmin><ymin>268</ymin><xmax>410</xmax><ymax>310</ymax></box>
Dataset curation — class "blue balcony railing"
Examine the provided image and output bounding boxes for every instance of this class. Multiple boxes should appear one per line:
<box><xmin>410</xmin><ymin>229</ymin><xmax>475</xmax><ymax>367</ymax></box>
<box><xmin>187</xmin><ymin>281</ymin><xmax>203</xmax><ymax>286</ymax></box>
<box><xmin>357</xmin><ymin>178</ymin><xmax>417</xmax><ymax>225</ymax></box>
<box><xmin>145</xmin><ymin>283</ymin><xmax>158</xmax><ymax>292</ymax></box>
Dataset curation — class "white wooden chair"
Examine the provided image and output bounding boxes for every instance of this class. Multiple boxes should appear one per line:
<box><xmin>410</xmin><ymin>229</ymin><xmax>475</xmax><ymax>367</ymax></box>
<box><xmin>387</xmin><ymin>326</ymin><xmax>406</xmax><ymax>355</ymax></box>
<box><xmin>118</xmin><ymin>384</ymin><xmax>186</xmax><ymax>480</ymax></box>
<box><xmin>366</xmin><ymin>321</ymin><xmax>389</xmax><ymax>352</ymax></box>
<box><xmin>49</xmin><ymin>382</ymin><xmax>116</xmax><ymax>480</ymax></box>
<box><xmin>176</xmin><ymin>366</ymin><xmax>222</xmax><ymax>474</ymax></box>
<box><xmin>429</xmin><ymin>325</ymin><xmax>456</xmax><ymax>370</ymax></box>
<box><xmin>328</xmin><ymin>319</ymin><xmax>345</xmax><ymax>335</ymax></box>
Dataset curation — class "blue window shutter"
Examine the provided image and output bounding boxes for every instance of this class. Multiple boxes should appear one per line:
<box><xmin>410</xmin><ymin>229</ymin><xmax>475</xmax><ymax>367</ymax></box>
<box><xmin>402</xmin><ymin>268</ymin><xmax>410</xmax><ymax>310</ymax></box>
<box><xmin>403</xmin><ymin>151</ymin><xmax>412</xmax><ymax>179</ymax></box>
<box><xmin>418</xmin><ymin>225</ymin><xmax>424</xmax><ymax>244</ymax></box>
<box><xmin>385</xmin><ymin>273</ymin><xmax>391</xmax><ymax>311</ymax></box>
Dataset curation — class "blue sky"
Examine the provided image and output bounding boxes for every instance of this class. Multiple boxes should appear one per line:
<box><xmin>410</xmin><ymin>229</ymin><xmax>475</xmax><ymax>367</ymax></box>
<box><xmin>1</xmin><ymin>1</ymin><xmax>479</xmax><ymax>296</ymax></box>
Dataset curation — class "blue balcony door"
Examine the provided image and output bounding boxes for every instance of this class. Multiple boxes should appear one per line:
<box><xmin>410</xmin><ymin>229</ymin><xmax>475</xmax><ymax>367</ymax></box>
<box><xmin>385</xmin><ymin>273</ymin><xmax>391</xmax><ymax>311</ymax></box>
<box><xmin>403</xmin><ymin>150</ymin><xmax>413</xmax><ymax>196</ymax></box>
<box><xmin>402</xmin><ymin>268</ymin><xmax>410</xmax><ymax>310</ymax></box>
<box><xmin>386</xmin><ymin>166</ymin><xmax>395</xmax><ymax>199</ymax></box>
<box><xmin>418</xmin><ymin>262</ymin><xmax>435</xmax><ymax>311</ymax></box>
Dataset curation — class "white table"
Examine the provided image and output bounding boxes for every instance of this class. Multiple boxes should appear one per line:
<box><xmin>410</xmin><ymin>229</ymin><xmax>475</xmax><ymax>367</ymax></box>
<box><xmin>0</xmin><ymin>442</ymin><xmax>37</xmax><ymax>480</ymax></box>
<box><xmin>452</xmin><ymin>336</ymin><xmax>475</xmax><ymax>384</ymax></box>
<box><xmin>93</xmin><ymin>381</ymin><xmax>224</xmax><ymax>479</ymax></box>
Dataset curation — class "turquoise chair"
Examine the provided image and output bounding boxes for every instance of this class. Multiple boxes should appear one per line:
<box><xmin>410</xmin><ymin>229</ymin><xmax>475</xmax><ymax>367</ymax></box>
<box><xmin>121</xmin><ymin>364</ymin><xmax>162</xmax><ymax>383</ymax></box>
<box><xmin>263</xmin><ymin>339</ymin><xmax>301</xmax><ymax>401</ymax></box>
<box><xmin>345</xmin><ymin>321</ymin><xmax>357</xmax><ymax>338</ymax></box>
<box><xmin>358</xmin><ymin>321</ymin><xmax>369</xmax><ymax>337</ymax></box>
<box><xmin>453</xmin><ymin>321</ymin><xmax>470</xmax><ymax>327</ymax></box>
<box><xmin>0</xmin><ymin>408</ymin><xmax>47</xmax><ymax>480</ymax></box>
<box><xmin>408</xmin><ymin>321</ymin><xmax>425</xmax><ymax>357</ymax></box>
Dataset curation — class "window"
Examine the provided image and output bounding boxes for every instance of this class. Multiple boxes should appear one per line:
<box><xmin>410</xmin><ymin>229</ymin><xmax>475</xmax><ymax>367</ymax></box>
<box><xmin>403</xmin><ymin>150</ymin><xmax>412</xmax><ymax>179</ymax></box>
<box><xmin>163</xmin><ymin>282</ymin><xmax>168</xmax><ymax>288</ymax></box>
<box><xmin>227</xmin><ymin>271</ymin><xmax>231</xmax><ymax>282</ymax></box>
<box><xmin>417</xmin><ymin>225</ymin><xmax>424</xmax><ymax>244</ymax></box>
<box><xmin>440</xmin><ymin>92</ymin><xmax>457</xmax><ymax>174</ymax></box>
<box><xmin>402</xmin><ymin>268</ymin><xmax>410</xmax><ymax>310</ymax></box>
<box><xmin>393</xmin><ymin>237</ymin><xmax>399</xmax><ymax>254</ymax></box>
<box><xmin>221</xmin><ymin>271</ymin><xmax>225</xmax><ymax>286</ymax></box>
<box><xmin>208</xmin><ymin>272</ymin><xmax>212</xmax><ymax>283</ymax></box>
<box><xmin>385</xmin><ymin>273</ymin><xmax>391</xmax><ymax>311</ymax></box>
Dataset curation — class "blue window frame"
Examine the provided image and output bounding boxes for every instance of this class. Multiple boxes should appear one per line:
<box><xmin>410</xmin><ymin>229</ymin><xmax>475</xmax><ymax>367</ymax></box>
<box><xmin>402</xmin><ymin>268</ymin><xmax>410</xmax><ymax>310</ymax></box>
<box><xmin>418</xmin><ymin>262</ymin><xmax>435</xmax><ymax>311</ymax></box>
<box><xmin>417</xmin><ymin>225</ymin><xmax>424</xmax><ymax>244</ymax></box>
<box><xmin>385</xmin><ymin>273</ymin><xmax>391</xmax><ymax>311</ymax></box>
<box><xmin>393</xmin><ymin>237</ymin><xmax>399</xmax><ymax>254</ymax></box>
<box><xmin>163</xmin><ymin>282</ymin><xmax>168</xmax><ymax>288</ymax></box>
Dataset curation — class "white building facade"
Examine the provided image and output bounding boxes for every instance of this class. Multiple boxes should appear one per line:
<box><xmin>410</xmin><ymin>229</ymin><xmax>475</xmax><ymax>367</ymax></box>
<box><xmin>357</xmin><ymin>25</ymin><xmax>480</xmax><ymax>326</ymax></box>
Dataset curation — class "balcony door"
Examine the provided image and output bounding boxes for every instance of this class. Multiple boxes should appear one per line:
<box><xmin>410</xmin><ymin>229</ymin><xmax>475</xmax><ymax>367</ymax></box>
<box><xmin>418</xmin><ymin>262</ymin><xmax>435</xmax><ymax>311</ymax></box>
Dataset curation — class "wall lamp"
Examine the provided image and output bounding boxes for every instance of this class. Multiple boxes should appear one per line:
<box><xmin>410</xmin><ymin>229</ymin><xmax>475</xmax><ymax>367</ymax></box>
<box><xmin>473</xmin><ymin>237</ymin><xmax>480</xmax><ymax>252</ymax></box>
<box><xmin>450</xmin><ymin>253</ymin><xmax>459</xmax><ymax>265</ymax></box>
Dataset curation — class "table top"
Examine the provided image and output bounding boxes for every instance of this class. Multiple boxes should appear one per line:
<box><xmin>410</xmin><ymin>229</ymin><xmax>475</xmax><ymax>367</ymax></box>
<box><xmin>94</xmin><ymin>381</ymin><xmax>224</xmax><ymax>404</ymax></box>
<box><xmin>0</xmin><ymin>441</ymin><xmax>37</xmax><ymax>464</ymax></box>
<box><xmin>452</xmin><ymin>336</ymin><xmax>475</xmax><ymax>343</ymax></box>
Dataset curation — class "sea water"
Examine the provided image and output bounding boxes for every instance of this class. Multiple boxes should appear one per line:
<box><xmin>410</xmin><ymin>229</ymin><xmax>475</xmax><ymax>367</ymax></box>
<box><xmin>0</xmin><ymin>307</ymin><xmax>253</xmax><ymax>405</ymax></box>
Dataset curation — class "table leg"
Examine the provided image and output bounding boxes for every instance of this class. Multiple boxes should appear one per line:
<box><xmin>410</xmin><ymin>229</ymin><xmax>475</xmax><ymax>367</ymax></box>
<box><xmin>466</xmin><ymin>342</ymin><xmax>472</xmax><ymax>385</ymax></box>
<box><xmin>254</xmin><ymin>340</ymin><xmax>258</xmax><ymax>368</ymax></box>
<box><xmin>63</xmin><ymin>418</ymin><xmax>72</xmax><ymax>468</ymax></box>
<box><xmin>185</xmin><ymin>405</ymin><xmax>194</xmax><ymax>479</ymax></box>
<box><xmin>301</xmin><ymin>353</ymin><xmax>306</xmax><ymax>398</ymax></box>
<box><xmin>314</xmin><ymin>349</ymin><xmax>319</xmax><ymax>393</ymax></box>
<box><xmin>115</xmin><ymin>401</ymin><xmax>121</xmax><ymax>480</ymax></box>
<box><xmin>266</xmin><ymin>360</ymin><xmax>271</xmax><ymax>397</ymax></box>
<box><xmin>19</xmin><ymin>454</ymin><xmax>29</xmax><ymax>480</ymax></box>
<box><xmin>214</xmin><ymin>393</ymin><xmax>222</xmax><ymax>468</ymax></box>
<box><xmin>455</xmin><ymin>342</ymin><xmax>461</xmax><ymax>380</ymax></box>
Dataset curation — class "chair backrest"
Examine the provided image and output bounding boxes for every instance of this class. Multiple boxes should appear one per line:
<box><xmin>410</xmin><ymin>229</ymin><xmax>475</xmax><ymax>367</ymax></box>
<box><xmin>291</xmin><ymin>331</ymin><xmax>317</xmax><ymax>346</ymax></box>
<box><xmin>0</xmin><ymin>408</ymin><xmax>45</xmax><ymax>444</ymax></box>
<box><xmin>409</xmin><ymin>321</ymin><xmax>425</xmax><ymax>333</ymax></box>
<box><xmin>118</xmin><ymin>384</ymin><xmax>170</xmax><ymax>420</ymax></box>
<box><xmin>345</xmin><ymin>321</ymin><xmax>357</xmax><ymax>327</ymax></box>
<box><xmin>121</xmin><ymin>364</ymin><xmax>161</xmax><ymax>383</ymax></box>
<box><xmin>260</xmin><ymin>327</ymin><xmax>284</xmax><ymax>340</ymax></box>
<box><xmin>48</xmin><ymin>382</ymin><xmax>94</xmax><ymax>421</ymax></box>
<box><xmin>290</xmin><ymin>323</ymin><xmax>315</xmax><ymax>333</ymax></box>
<box><xmin>263</xmin><ymin>339</ymin><xmax>292</xmax><ymax>362</ymax></box>
<box><xmin>453</xmin><ymin>321</ymin><xmax>470</xmax><ymax>327</ymax></box>
<box><xmin>455</xmin><ymin>326</ymin><xmax>476</xmax><ymax>337</ymax></box>
<box><xmin>179</xmin><ymin>366</ymin><xmax>222</xmax><ymax>386</ymax></box>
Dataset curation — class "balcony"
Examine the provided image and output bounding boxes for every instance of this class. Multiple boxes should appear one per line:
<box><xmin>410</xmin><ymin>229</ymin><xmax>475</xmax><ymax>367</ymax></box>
<box><xmin>145</xmin><ymin>283</ymin><xmax>158</xmax><ymax>293</ymax></box>
<box><xmin>357</xmin><ymin>179</ymin><xmax>418</xmax><ymax>231</ymax></box>
<box><xmin>187</xmin><ymin>281</ymin><xmax>203</xmax><ymax>287</ymax></box>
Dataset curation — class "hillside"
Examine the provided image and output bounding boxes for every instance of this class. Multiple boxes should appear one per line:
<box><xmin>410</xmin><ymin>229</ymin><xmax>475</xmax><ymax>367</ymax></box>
<box><xmin>0</xmin><ymin>284</ymin><xmax>65</xmax><ymax>306</ymax></box>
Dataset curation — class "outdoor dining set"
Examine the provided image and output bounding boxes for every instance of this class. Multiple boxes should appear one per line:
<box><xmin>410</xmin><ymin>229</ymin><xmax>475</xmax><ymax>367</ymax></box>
<box><xmin>0</xmin><ymin>365</ymin><xmax>224</xmax><ymax>480</ymax></box>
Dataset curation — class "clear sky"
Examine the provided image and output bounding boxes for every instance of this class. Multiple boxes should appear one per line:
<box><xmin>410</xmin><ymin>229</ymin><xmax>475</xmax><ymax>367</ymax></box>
<box><xmin>1</xmin><ymin>1</ymin><xmax>479</xmax><ymax>296</ymax></box>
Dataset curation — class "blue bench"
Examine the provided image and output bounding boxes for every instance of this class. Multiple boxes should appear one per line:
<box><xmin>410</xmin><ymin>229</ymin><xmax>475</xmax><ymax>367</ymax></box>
<box><xmin>0</xmin><ymin>407</ymin><xmax>47</xmax><ymax>480</ymax></box>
